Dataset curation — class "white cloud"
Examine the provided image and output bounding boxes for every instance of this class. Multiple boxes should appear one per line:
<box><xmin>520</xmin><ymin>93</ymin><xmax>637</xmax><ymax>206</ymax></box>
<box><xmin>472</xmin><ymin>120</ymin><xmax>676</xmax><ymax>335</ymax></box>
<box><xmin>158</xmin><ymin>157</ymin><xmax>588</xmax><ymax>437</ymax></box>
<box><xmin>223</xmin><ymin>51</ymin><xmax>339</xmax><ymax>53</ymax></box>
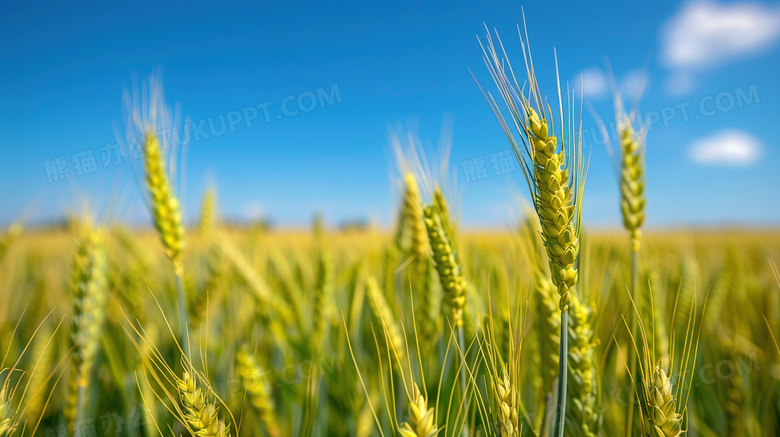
<box><xmin>688</xmin><ymin>130</ymin><xmax>762</xmax><ymax>166</ymax></box>
<box><xmin>243</xmin><ymin>200</ymin><xmax>265</xmax><ymax>220</ymax></box>
<box><xmin>662</xmin><ymin>0</ymin><xmax>780</xmax><ymax>69</ymax></box>
<box><xmin>661</xmin><ymin>1</ymin><xmax>780</xmax><ymax>94</ymax></box>
<box><xmin>664</xmin><ymin>71</ymin><xmax>696</xmax><ymax>95</ymax></box>
<box><xmin>575</xmin><ymin>68</ymin><xmax>609</xmax><ymax>99</ymax></box>
<box><xmin>575</xmin><ymin>68</ymin><xmax>650</xmax><ymax>100</ymax></box>
<box><xmin>620</xmin><ymin>70</ymin><xmax>649</xmax><ymax>99</ymax></box>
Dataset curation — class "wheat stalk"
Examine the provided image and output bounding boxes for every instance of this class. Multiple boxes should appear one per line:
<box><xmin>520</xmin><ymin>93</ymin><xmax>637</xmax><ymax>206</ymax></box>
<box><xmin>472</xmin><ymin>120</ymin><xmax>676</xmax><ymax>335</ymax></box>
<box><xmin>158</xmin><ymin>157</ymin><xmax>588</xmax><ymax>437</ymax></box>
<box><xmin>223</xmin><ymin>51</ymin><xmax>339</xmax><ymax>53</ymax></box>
<box><xmin>478</xmin><ymin>25</ymin><xmax>586</xmax><ymax>437</ymax></box>
<box><xmin>64</xmin><ymin>225</ymin><xmax>108</xmax><ymax>434</ymax></box>
<box><xmin>141</xmin><ymin>129</ymin><xmax>192</xmax><ymax>360</ymax></box>
<box><xmin>423</xmin><ymin>202</ymin><xmax>469</xmax><ymax>428</ymax></box>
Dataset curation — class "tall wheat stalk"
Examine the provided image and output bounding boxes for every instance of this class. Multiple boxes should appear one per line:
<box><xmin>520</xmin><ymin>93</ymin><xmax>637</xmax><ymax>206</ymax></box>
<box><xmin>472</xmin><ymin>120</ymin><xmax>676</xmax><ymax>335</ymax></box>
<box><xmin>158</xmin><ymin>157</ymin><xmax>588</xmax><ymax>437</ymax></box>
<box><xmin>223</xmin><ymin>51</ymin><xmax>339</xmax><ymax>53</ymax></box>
<box><xmin>478</xmin><ymin>24</ymin><xmax>586</xmax><ymax>437</ymax></box>
<box><xmin>614</xmin><ymin>104</ymin><xmax>646</xmax><ymax>435</ymax></box>
<box><xmin>65</xmin><ymin>225</ymin><xmax>108</xmax><ymax>434</ymax></box>
<box><xmin>142</xmin><ymin>130</ymin><xmax>189</xmax><ymax>357</ymax></box>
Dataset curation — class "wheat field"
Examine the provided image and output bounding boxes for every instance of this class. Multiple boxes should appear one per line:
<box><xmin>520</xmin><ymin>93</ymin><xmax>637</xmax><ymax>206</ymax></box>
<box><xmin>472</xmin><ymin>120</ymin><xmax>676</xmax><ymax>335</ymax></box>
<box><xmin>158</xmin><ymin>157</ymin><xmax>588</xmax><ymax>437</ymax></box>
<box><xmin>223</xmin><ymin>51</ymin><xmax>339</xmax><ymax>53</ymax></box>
<box><xmin>1</xmin><ymin>25</ymin><xmax>780</xmax><ymax>437</ymax></box>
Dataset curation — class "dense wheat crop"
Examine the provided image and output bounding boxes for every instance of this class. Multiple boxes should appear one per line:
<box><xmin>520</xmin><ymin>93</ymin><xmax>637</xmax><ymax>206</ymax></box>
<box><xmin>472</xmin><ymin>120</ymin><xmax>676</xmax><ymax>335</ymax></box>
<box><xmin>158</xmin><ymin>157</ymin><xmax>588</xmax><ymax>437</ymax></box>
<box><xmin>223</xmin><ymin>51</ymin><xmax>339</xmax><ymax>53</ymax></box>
<box><xmin>1</xmin><ymin>221</ymin><xmax>779</xmax><ymax>436</ymax></box>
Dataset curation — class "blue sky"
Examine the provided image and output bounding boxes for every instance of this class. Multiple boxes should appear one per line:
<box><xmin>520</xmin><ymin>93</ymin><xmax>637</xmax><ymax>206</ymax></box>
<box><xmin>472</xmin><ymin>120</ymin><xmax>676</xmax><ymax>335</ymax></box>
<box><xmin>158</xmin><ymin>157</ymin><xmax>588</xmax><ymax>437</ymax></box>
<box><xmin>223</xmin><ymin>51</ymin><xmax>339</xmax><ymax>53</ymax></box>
<box><xmin>2</xmin><ymin>0</ymin><xmax>779</xmax><ymax>229</ymax></box>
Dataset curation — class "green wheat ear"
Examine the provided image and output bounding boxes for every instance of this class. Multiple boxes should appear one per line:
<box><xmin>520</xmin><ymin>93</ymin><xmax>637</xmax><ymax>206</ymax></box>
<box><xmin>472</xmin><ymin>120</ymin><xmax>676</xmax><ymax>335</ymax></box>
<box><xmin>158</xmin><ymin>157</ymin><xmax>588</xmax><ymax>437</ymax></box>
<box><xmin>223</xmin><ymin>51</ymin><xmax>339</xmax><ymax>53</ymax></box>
<box><xmin>423</xmin><ymin>204</ymin><xmax>467</xmax><ymax>327</ymax></box>
<box><xmin>143</xmin><ymin>131</ymin><xmax>186</xmax><ymax>273</ymax></box>
<box><xmin>479</xmin><ymin>24</ymin><xmax>587</xmax><ymax>437</ymax></box>
<box><xmin>619</xmin><ymin>124</ymin><xmax>646</xmax><ymax>252</ymax></box>
<box><xmin>177</xmin><ymin>359</ymin><xmax>232</xmax><ymax>437</ymax></box>
<box><xmin>525</xmin><ymin>107</ymin><xmax>582</xmax><ymax>311</ymax></box>
<box><xmin>645</xmin><ymin>365</ymin><xmax>683</xmax><ymax>437</ymax></box>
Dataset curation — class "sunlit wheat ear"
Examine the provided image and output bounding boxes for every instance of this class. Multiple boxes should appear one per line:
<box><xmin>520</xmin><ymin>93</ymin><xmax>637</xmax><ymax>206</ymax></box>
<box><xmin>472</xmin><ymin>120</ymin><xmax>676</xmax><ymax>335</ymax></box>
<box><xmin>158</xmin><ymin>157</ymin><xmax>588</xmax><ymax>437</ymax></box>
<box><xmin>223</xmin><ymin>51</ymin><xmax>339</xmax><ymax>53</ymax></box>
<box><xmin>178</xmin><ymin>359</ymin><xmax>232</xmax><ymax>437</ymax></box>
<box><xmin>618</xmin><ymin>124</ymin><xmax>646</xmax><ymax>252</ymax></box>
<box><xmin>423</xmin><ymin>205</ymin><xmax>467</xmax><ymax>327</ymax></box>
<box><xmin>65</xmin><ymin>225</ymin><xmax>108</xmax><ymax>433</ymax></box>
<box><xmin>645</xmin><ymin>365</ymin><xmax>682</xmax><ymax>437</ymax></box>
<box><xmin>235</xmin><ymin>344</ymin><xmax>280</xmax><ymax>437</ymax></box>
<box><xmin>398</xmin><ymin>383</ymin><xmax>437</xmax><ymax>437</ymax></box>
<box><xmin>478</xmin><ymin>24</ymin><xmax>586</xmax><ymax>437</ymax></box>
<box><xmin>143</xmin><ymin>131</ymin><xmax>186</xmax><ymax>273</ymax></box>
<box><xmin>477</xmin><ymin>29</ymin><xmax>586</xmax><ymax>312</ymax></box>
